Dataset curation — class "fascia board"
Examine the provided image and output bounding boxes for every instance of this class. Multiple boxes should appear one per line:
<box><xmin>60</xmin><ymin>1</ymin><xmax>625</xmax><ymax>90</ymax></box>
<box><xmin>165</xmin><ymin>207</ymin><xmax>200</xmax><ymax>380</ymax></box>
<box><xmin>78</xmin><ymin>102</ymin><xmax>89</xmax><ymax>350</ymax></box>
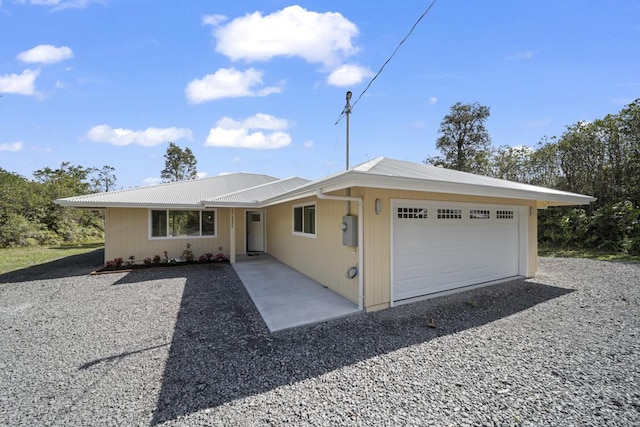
<box><xmin>201</xmin><ymin>201</ymin><xmax>261</xmax><ymax>208</ymax></box>
<box><xmin>257</xmin><ymin>172</ymin><xmax>595</xmax><ymax>207</ymax></box>
<box><xmin>54</xmin><ymin>200</ymin><xmax>208</xmax><ymax>210</ymax></box>
<box><xmin>338</xmin><ymin>173</ymin><xmax>594</xmax><ymax>205</ymax></box>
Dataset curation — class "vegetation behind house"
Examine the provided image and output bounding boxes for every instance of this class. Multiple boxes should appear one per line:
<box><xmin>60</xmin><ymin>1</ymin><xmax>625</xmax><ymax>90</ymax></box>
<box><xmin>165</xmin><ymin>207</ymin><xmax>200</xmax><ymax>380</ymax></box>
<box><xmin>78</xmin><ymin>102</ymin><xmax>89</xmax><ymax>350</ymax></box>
<box><xmin>428</xmin><ymin>99</ymin><xmax>640</xmax><ymax>256</ymax></box>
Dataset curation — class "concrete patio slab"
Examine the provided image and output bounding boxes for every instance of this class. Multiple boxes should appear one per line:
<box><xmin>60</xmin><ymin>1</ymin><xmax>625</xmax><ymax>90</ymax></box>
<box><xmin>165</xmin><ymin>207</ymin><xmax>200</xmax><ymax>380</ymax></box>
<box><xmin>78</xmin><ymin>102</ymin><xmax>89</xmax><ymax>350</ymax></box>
<box><xmin>233</xmin><ymin>254</ymin><xmax>361</xmax><ymax>332</ymax></box>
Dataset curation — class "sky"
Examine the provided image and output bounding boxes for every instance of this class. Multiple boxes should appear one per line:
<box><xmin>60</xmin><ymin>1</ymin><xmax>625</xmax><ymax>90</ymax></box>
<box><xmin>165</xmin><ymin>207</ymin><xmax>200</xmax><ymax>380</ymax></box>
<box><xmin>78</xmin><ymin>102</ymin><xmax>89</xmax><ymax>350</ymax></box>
<box><xmin>1</xmin><ymin>0</ymin><xmax>639</xmax><ymax>189</ymax></box>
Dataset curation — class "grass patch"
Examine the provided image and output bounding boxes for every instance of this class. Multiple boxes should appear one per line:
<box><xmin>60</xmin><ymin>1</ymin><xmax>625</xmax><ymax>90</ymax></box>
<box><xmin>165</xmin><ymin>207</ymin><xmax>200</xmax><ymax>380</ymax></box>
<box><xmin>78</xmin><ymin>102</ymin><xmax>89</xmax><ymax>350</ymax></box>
<box><xmin>539</xmin><ymin>247</ymin><xmax>640</xmax><ymax>263</ymax></box>
<box><xmin>0</xmin><ymin>242</ymin><xmax>104</xmax><ymax>275</ymax></box>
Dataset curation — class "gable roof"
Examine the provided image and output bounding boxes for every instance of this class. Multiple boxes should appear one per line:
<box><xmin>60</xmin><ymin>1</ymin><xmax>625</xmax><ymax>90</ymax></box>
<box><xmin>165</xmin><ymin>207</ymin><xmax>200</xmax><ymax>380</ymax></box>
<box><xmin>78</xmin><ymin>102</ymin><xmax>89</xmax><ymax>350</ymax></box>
<box><xmin>55</xmin><ymin>157</ymin><xmax>596</xmax><ymax>209</ymax></box>
<box><xmin>55</xmin><ymin>173</ymin><xmax>279</xmax><ymax>209</ymax></box>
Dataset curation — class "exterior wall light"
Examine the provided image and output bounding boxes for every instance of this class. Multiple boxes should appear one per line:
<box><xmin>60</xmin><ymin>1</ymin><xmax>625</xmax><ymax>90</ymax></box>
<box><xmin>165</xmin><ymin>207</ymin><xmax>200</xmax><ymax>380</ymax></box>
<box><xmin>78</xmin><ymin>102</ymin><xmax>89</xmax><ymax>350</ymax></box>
<box><xmin>375</xmin><ymin>198</ymin><xmax>382</xmax><ymax>215</ymax></box>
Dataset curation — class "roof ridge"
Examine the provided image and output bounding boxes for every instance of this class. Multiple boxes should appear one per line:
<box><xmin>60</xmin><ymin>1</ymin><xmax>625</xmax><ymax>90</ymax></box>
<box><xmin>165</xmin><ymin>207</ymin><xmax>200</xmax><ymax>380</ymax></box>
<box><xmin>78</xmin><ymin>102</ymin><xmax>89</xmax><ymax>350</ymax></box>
<box><xmin>352</xmin><ymin>156</ymin><xmax>385</xmax><ymax>172</ymax></box>
<box><xmin>207</xmin><ymin>176</ymin><xmax>309</xmax><ymax>201</ymax></box>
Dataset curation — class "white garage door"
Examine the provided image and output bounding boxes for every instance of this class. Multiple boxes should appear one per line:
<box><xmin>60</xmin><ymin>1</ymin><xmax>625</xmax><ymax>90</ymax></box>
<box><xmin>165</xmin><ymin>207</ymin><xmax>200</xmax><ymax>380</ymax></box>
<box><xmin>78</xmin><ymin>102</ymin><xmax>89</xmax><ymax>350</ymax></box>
<box><xmin>392</xmin><ymin>200</ymin><xmax>521</xmax><ymax>303</ymax></box>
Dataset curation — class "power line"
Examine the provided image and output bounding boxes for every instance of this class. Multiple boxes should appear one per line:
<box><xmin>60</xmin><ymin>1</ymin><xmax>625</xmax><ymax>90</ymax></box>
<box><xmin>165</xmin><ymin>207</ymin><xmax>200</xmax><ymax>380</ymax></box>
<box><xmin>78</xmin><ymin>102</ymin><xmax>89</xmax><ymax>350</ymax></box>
<box><xmin>335</xmin><ymin>0</ymin><xmax>437</xmax><ymax>125</ymax></box>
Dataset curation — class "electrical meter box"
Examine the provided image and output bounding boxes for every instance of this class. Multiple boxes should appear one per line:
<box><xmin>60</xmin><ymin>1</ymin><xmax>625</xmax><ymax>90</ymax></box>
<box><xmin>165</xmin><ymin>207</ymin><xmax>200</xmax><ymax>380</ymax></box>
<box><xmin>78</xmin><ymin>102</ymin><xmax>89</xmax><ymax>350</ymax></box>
<box><xmin>342</xmin><ymin>215</ymin><xmax>358</xmax><ymax>246</ymax></box>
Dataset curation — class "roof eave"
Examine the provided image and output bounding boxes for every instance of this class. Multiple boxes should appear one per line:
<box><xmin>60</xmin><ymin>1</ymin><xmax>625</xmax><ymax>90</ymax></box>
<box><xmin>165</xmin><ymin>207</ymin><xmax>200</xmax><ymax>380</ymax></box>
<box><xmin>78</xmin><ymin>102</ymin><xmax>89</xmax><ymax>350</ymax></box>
<box><xmin>54</xmin><ymin>200</ymin><xmax>209</xmax><ymax>209</ymax></box>
<box><xmin>201</xmin><ymin>201</ymin><xmax>262</xmax><ymax>208</ymax></box>
<box><xmin>259</xmin><ymin>171</ymin><xmax>596</xmax><ymax>206</ymax></box>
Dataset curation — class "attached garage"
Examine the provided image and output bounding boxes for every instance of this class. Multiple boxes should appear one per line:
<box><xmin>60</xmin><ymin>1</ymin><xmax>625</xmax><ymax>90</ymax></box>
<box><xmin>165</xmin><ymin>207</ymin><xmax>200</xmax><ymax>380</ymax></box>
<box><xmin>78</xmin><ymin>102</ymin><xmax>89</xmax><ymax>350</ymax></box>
<box><xmin>391</xmin><ymin>200</ymin><xmax>528</xmax><ymax>304</ymax></box>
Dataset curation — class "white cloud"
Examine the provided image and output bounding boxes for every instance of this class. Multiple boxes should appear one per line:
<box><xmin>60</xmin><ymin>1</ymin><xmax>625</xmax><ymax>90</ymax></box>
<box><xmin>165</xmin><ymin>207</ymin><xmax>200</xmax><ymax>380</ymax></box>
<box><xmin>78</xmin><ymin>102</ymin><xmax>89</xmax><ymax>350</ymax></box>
<box><xmin>0</xmin><ymin>69</ymin><xmax>40</xmax><ymax>95</ymax></box>
<box><xmin>185</xmin><ymin>67</ymin><xmax>282</xmax><ymax>104</ymax></box>
<box><xmin>142</xmin><ymin>177</ymin><xmax>163</xmax><ymax>186</ymax></box>
<box><xmin>428</xmin><ymin>96</ymin><xmax>438</xmax><ymax>106</ymax></box>
<box><xmin>209</xmin><ymin>5</ymin><xmax>359</xmax><ymax>68</ymax></box>
<box><xmin>205</xmin><ymin>113</ymin><xmax>292</xmax><ymax>149</ymax></box>
<box><xmin>0</xmin><ymin>142</ymin><xmax>23</xmax><ymax>152</ymax></box>
<box><xmin>217</xmin><ymin>113</ymin><xmax>289</xmax><ymax>131</ymax></box>
<box><xmin>202</xmin><ymin>14</ymin><xmax>227</xmax><ymax>27</ymax></box>
<box><xmin>19</xmin><ymin>0</ymin><xmax>104</xmax><ymax>11</ymax></box>
<box><xmin>85</xmin><ymin>125</ymin><xmax>193</xmax><ymax>147</ymax></box>
<box><xmin>196</xmin><ymin>172</ymin><xmax>208</xmax><ymax>179</ymax></box>
<box><xmin>303</xmin><ymin>140</ymin><xmax>314</xmax><ymax>149</ymax></box>
<box><xmin>17</xmin><ymin>45</ymin><xmax>73</xmax><ymax>64</ymax></box>
<box><xmin>326</xmin><ymin>64</ymin><xmax>373</xmax><ymax>87</ymax></box>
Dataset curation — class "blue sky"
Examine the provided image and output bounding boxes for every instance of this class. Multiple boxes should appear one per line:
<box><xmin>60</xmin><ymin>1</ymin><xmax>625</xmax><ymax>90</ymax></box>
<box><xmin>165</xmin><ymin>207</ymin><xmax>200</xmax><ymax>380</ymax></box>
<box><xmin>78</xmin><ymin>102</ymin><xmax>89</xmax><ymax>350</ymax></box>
<box><xmin>1</xmin><ymin>0</ymin><xmax>639</xmax><ymax>189</ymax></box>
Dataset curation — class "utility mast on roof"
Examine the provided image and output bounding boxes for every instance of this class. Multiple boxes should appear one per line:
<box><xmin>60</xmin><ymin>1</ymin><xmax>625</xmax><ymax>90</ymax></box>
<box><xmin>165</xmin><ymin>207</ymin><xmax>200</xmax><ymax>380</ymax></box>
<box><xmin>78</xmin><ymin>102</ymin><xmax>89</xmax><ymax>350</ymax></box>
<box><xmin>345</xmin><ymin>91</ymin><xmax>352</xmax><ymax>171</ymax></box>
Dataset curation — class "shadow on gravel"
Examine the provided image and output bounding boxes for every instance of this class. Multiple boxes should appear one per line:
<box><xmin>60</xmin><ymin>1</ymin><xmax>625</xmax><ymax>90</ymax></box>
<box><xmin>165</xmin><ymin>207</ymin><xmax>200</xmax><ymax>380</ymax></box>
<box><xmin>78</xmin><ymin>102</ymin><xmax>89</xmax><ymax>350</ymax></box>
<box><xmin>0</xmin><ymin>249</ymin><xmax>104</xmax><ymax>284</ymax></box>
<box><xmin>151</xmin><ymin>265</ymin><xmax>574</xmax><ymax>425</ymax></box>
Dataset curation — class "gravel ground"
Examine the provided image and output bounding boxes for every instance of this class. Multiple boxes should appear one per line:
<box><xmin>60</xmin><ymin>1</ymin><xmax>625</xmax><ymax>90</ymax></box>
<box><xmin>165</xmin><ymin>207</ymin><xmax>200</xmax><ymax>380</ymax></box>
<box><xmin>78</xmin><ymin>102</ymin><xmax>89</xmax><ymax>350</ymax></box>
<box><xmin>1</xmin><ymin>251</ymin><xmax>639</xmax><ymax>426</ymax></box>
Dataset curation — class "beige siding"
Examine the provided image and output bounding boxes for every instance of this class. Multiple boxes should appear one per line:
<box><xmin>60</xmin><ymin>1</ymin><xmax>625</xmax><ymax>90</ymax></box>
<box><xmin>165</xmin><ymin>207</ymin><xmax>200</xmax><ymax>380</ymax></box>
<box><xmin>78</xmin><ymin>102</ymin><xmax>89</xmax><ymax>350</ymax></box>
<box><xmin>104</xmin><ymin>208</ymin><xmax>231</xmax><ymax>262</ymax></box>
<box><xmin>234</xmin><ymin>209</ymin><xmax>247</xmax><ymax>254</ymax></box>
<box><xmin>266</xmin><ymin>197</ymin><xmax>359</xmax><ymax>303</ymax></box>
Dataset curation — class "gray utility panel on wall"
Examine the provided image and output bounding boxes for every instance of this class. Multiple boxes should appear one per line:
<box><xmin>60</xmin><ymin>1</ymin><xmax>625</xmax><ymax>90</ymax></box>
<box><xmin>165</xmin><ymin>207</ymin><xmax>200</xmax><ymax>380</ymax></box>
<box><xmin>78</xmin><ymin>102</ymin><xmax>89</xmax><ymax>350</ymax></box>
<box><xmin>341</xmin><ymin>215</ymin><xmax>358</xmax><ymax>247</ymax></box>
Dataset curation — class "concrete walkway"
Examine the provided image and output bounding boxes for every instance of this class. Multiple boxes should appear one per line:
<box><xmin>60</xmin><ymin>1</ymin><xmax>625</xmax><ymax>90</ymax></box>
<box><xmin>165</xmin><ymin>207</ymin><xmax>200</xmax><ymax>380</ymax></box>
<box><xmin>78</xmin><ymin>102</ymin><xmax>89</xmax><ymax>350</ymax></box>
<box><xmin>233</xmin><ymin>254</ymin><xmax>361</xmax><ymax>332</ymax></box>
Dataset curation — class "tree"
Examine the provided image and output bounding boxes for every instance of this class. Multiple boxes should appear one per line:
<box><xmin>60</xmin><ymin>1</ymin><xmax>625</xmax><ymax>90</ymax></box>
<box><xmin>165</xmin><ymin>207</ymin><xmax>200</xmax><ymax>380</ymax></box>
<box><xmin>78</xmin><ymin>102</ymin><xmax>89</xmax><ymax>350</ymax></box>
<box><xmin>425</xmin><ymin>102</ymin><xmax>493</xmax><ymax>174</ymax></box>
<box><xmin>32</xmin><ymin>162</ymin><xmax>103</xmax><ymax>242</ymax></box>
<box><xmin>492</xmin><ymin>145</ymin><xmax>533</xmax><ymax>182</ymax></box>
<box><xmin>0</xmin><ymin>163</ymin><xmax>104</xmax><ymax>247</ymax></box>
<box><xmin>527</xmin><ymin>137</ymin><xmax>563</xmax><ymax>188</ymax></box>
<box><xmin>161</xmin><ymin>142</ymin><xmax>198</xmax><ymax>182</ymax></box>
<box><xmin>92</xmin><ymin>165</ymin><xmax>117</xmax><ymax>192</ymax></box>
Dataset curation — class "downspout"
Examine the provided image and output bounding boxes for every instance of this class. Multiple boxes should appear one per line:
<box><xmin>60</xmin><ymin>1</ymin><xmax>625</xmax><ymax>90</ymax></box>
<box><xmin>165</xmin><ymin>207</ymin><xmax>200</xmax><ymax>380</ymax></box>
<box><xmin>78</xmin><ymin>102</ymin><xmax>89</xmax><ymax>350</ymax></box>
<box><xmin>316</xmin><ymin>189</ymin><xmax>364</xmax><ymax>310</ymax></box>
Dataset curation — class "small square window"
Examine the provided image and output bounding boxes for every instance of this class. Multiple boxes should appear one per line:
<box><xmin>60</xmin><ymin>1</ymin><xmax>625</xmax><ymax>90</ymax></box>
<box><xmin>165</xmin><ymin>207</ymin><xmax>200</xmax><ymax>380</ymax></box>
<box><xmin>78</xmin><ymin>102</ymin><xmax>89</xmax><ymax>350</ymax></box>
<box><xmin>497</xmin><ymin>210</ymin><xmax>514</xmax><ymax>219</ymax></box>
<box><xmin>397</xmin><ymin>207</ymin><xmax>427</xmax><ymax>219</ymax></box>
<box><xmin>470</xmin><ymin>209</ymin><xmax>490</xmax><ymax>219</ymax></box>
<box><xmin>437</xmin><ymin>208</ymin><xmax>462</xmax><ymax>219</ymax></box>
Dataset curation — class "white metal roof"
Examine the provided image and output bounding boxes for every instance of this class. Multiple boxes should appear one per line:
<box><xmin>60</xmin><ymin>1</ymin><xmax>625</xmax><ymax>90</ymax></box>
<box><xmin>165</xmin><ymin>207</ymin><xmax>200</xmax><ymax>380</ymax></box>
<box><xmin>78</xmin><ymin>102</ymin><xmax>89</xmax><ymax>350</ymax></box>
<box><xmin>203</xmin><ymin>177</ymin><xmax>311</xmax><ymax>206</ymax></box>
<box><xmin>55</xmin><ymin>157</ymin><xmax>596</xmax><ymax>209</ymax></box>
<box><xmin>55</xmin><ymin>173</ymin><xmax>279</xmax><ymax>208</ymax></box>
<box><xmin>259</xmin><ymin>157</ymin><xmax>596</xmax><ymax>207</ymax></box>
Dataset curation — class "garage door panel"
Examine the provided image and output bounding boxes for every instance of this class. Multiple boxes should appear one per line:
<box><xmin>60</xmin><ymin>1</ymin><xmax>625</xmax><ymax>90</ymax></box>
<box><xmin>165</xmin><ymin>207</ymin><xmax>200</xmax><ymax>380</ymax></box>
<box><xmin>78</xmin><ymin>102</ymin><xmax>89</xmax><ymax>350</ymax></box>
<box><xmin>393</xmin><ymin>201</ymin><xmax>521</xmax><ymax>302</ymax></box>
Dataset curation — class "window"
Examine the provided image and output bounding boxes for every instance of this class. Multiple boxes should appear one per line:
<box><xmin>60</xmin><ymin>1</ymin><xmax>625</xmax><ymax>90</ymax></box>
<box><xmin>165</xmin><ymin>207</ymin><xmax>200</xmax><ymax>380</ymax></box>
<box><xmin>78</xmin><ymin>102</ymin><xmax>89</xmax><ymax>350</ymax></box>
<box><xmin>293</xmin><ymin>203</ymin><xmax>316</xmax><ymax>236</ymax></box>
<box><xmin>437</xmin><ymin>208</ymin><xmax>462</xmax><ymax>219</ymax></box>
<box><xmin>397</xmin><ymin>207</ymin><xmax>428</xmax><ymax>219</ymax></box>
<box><xmin>150</xmin><ymin>209</ymin><xmax>216</xmax><ymax>238</ymax></box>
<box><xmin>470</xmin><ymin>209</ymin><xmax>491</xmax><ymax>219</ymax></box>
<box><xmin>496</xmin><ymin>210</ymin><xmax>514</xmax><ymax>219</ymax></box>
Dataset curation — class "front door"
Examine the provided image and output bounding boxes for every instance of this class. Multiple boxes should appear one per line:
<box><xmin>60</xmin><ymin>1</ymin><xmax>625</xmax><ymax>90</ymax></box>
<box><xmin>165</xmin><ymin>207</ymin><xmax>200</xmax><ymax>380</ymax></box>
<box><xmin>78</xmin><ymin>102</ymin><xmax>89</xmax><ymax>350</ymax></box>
<box><xmin>246</xmin><ymin>211</ymin><xmax>265</xmax><ymax>252</ymax></box>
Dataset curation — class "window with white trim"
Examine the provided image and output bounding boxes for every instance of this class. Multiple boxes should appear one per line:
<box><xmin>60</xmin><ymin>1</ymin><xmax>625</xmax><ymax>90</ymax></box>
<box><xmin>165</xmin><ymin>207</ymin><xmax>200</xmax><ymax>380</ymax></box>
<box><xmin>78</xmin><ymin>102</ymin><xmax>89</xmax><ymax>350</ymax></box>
<box><xmin>293</xmin><ymin>203</ymin><xmax>316</xmax><ymax>236</ymax></box>
<box><xmin>150</xmin><ymin>209</ymin><xmax>216</xmax><ymax>238</ymax></box>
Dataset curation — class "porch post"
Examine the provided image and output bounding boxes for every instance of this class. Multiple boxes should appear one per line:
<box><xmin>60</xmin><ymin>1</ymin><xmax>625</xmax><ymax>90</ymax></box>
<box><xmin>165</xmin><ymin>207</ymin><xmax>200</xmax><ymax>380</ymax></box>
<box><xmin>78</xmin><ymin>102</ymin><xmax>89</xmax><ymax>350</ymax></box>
<box><xmin>230</xmin><ymin>208</ymin><xmax>236</xmax><ymax>264</ymax></box>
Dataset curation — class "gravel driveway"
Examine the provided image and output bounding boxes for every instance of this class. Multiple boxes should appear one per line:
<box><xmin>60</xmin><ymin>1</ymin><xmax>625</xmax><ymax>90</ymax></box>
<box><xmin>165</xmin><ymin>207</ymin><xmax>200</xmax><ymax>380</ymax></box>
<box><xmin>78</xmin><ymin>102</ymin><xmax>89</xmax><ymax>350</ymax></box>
<box><xmin>1</xmin><ymin>251</ymin><xmax>639</xmax><ymax>426</ymax></box>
